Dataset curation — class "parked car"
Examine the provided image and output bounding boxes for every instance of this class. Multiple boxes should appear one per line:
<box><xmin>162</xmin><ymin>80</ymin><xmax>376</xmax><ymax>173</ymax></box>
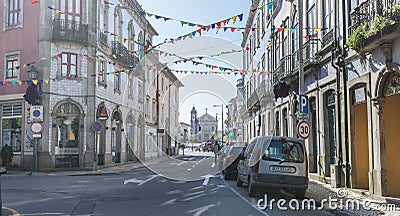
<box><xmin>222</xmin><ymin>146</ymin><xmax>245</xmax><ymax>180</ymax></box>
<box><xmin>236</xmin><ymin>136</ymin><xmax>308</xmax><ymax>198</ymax></box>
<box><xmin>217</xmin><ymin>145</ymin><xmax>232</xmax><ymax>171</ymax></box>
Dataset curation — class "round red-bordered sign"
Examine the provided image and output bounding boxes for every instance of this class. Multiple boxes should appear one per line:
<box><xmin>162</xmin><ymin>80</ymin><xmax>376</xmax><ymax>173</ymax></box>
<box><xmin>297</xmin><ymin>120</ymin><xmax>311</xmax><ymax>139</ymax></box>
<box><xmin>30</xmin><ymin>122</ymin><xmax>43</xmax><ymax>134</ymax></box>
<box><xmin>92</xmin><ymin>121</ymin><xmax>103</xmax><ymax>133</ymax></box>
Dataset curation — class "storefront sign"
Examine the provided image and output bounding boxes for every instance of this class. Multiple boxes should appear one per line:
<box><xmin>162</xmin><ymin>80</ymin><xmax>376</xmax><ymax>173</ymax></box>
<box><xmin>55</xmin><ymin>147</ymin><xmax>79</xmax><ymax>155</ymax></box>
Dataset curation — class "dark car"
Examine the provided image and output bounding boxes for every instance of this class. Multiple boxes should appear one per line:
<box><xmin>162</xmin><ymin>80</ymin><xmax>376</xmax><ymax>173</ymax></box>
<box><xmin>222</xmin><ymin>146</ymin><xmax>245</xmax><ymax>180</ymax></box>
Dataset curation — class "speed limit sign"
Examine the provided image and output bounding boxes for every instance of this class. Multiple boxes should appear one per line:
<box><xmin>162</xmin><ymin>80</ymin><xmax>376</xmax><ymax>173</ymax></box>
<box><xmin>297</xmin><ymin>120</ymin><xmax>311</xmax><ymax>139</ymax></box>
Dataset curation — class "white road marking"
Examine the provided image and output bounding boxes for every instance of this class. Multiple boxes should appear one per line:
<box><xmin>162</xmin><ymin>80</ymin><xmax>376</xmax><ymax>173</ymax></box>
<box><xmin>123</xmin><ymin>178</ymin><xmax>145</xmax><ymax>185</ymax></box>
<box><xmin>220</xmin><ymin>176</ymin><xmax>269</xmax><ymax>216</ymax></box>
<box><xmin>138</xmin><ymin>174</ymin><xmax>159</xmax><ymax>186</ymax></box>
<box><xmin>171</xmin><ymin>161</ymin><xmax>187</xmax><ymax>166</ymax></box>
<box><xmin>187</xmin><ymin>168</ymin><xmax>192</xmax><ymax>171</ymax></box>
<box><xmin>211</xmin><ymin>162</ymin><xmax>215</xmax><ymax>168</ymax></box>
<box><xmin>202</xmin><ymin>174</ymin><xmax>214</xmax><ymax>186</ymax></box>
<box><xmin>217</xmin><ymin>184</ymin><xmax>228</xmax><ymax>188</ymax></box>
<box><xmin>191</xmin><ymin>165</ymin><xmax>196</xmax><ymax>168</ymax></box>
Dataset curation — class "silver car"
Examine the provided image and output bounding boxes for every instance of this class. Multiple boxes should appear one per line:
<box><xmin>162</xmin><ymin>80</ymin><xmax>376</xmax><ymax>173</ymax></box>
<box><xmin>236</xmin><ymin>136</ymin><xmax>309</xmax><ymax>198</ymax></box>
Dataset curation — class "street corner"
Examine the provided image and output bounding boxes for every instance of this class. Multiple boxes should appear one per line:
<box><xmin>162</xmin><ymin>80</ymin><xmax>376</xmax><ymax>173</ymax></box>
<box><xmin>2</xmin><ymin>206</ymin><xmax>20</xmax><ymax>216</ymax></box>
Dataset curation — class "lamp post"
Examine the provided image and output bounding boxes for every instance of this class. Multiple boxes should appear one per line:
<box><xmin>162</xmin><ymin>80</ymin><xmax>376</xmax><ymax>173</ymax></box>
<box><xmin>213</xmin><ymin>104</ymin><xmax>225</xmax><ymax>144</ymax></box>
<box><xmin>26</xmin><ymin>65</ymin><xmax>41</xmax><ymax>172</ymax></box>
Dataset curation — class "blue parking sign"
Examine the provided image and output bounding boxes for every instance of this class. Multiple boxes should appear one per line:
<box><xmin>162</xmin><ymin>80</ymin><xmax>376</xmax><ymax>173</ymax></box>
<box><xmin>299</xmin><ymin>94</ymin><xmax>309</xmax><ymax>114</ymax></box>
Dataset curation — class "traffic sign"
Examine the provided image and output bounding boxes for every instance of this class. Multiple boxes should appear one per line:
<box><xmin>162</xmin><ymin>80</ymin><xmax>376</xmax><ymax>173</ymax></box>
<box><xmin>30</xmin><ymin>122</ymin><xmax>43</xmax><ymax>138</ymax></box>
<box><xmin>30</xmin><ymin>105</ymin><xmax>43</xmax><ymax>122</ymax></box>
<box><xmin>92</xmin><ymin>121</ymin><xmax>103</xmax><ymax>133</ymax></box>
<box><xmin>297</xmin><ymin>120</ymin><xmax>311</xmax><ymax>139</ymax></box>
<box><xmin>299</xmin><ymin>94</ymin><xmax>309</xmax><ymax>114</ymax></box>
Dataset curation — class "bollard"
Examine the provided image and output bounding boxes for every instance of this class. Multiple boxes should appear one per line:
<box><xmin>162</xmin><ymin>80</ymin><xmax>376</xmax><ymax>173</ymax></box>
<box><xmin>0</xmin><ymin>167</ymin><xmax>7</xmax><ymax>216</ymax></box>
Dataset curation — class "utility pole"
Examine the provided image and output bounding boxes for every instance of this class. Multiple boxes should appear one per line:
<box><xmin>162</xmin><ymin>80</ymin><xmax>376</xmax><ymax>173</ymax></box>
<box><xmin>298</xmin><ymin>0</ymin><xmax>304</xmax><ymax>95</ymax></box>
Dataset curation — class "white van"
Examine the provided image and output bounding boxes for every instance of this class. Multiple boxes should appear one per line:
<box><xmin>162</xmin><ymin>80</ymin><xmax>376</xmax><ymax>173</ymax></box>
<box><xmin>236</xmin><ymin>136</ymin><xmax>309</xmax><ymax>198</ymax></box>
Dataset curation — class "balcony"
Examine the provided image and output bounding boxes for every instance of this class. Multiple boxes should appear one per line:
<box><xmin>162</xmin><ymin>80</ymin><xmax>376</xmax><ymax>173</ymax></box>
<box><xmin>99</xmin><ymin>31</ymin><xmax>108</xmax><ymax>46</ymax></box>
<box><xmin>322</xmin><ymin>29</ymin><xmax>334</xmax><ymax>46</ymax></box>
<box><xmin>111</xmin><ymin>41</ymin><xmax>139</xmax><ymax>66</ymax></box>
<box><xmin>291</xmin><ymin>50</ymin><xmax>299</xmax><ymax>76</ymax></box>
<box><xmin>53</xmin><ymin>19</ymin><xmax>88</xmax><ymax>44</ymax></box>
<box><xmin>303</xmin><ymin>39</ymin><xmax>320</xmax><ymax>67</ymax></box>
<box><xmin>349</xmin><ymin>0</ymin><xmax>376</xmax><ymax>36</ymax></box>
<box><xmin>273</xmin><ymin>55</ymin><xmax>291</xmax><ymax>84</ymax></box>
<box><xmin>349</xmin><ymin>0</ymin><xmax>400</xmax><ymax>53</ymax></box>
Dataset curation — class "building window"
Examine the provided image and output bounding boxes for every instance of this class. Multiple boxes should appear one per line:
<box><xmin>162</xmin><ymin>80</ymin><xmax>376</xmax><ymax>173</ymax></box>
<box><xmin>54</xmin><ymin>101</ymin><xmax>81</xmax><ymax>168</ymax></box>
<box><xmin>152</xmin><ymin>100</ymin><xmax>156</xmax><ymax>121</ymax></box>
<box><xmin>114</xmin><ymin>71</ymin><xmax>121</xmax><ymax>92</ymax></box>
<box><xmin>128</xmin><ymin>77</ymin><xmax>133</xmax><ymax>98</ymax></box>
<box><xmin>58</xmin><ymin>0</ymin><xmax>82</xmax><ymax>23</ymax></box>
<box><xmin>98</xmin><ymin>60</ymin><xmax>107</xmax><ymax>83</ymax></box>
<box><xmin>282</xmin><ymin>108</ymin><xmax>288</xmax><ymax>136</ymax></box>
<box><xmin>275</xmin><ymin>111</ymin><xmax>280</xmax><ymax>136</ymax></box>
<box><xmin>138</xmin><ymin>81</ymin><xmax>143</xmax><ymax>102</ymax></box>
<box><xmin>137</xmin><ymin>31</ymin><xmax>143</xmax><ymax>58</ymax></box>
<box><xmin>5</xmin><ymin>0</ymin><xmax>22</xmax><ymax>28</ymax></box>
<box><xmin>127</xmin><ymin>20</ymin><xmax>135</xmax><ymax>52</ymax></box>
<box><xmin>5</xmin><ymin>54</ymin><xmax>19</xmax><ymax>79</ymax></box>
<box><xmin>2</xmin><ymin>104</ymin><xmax>22</xmax><ymax>152</ymax></box>
<box><xmin>61</xmin><ymin>52</ymin><xmax>78</xmax><ymax>77</ymax></box>
<box><xmin>146</xmin><ymin>97</ymin><xmax>150</xmax><ymax>118</ymax></box>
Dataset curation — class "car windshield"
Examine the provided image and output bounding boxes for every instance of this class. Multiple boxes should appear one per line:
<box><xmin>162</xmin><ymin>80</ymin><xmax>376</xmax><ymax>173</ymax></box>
<box><xmin>263</xmin><ymin>140</ymin><xmax>304</xmax><ymax>163</ymax></box>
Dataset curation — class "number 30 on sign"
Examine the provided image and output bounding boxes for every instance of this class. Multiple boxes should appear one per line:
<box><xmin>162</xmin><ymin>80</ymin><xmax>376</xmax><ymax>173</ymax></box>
<box><xmin>297</xmin><ymin>120</ymin><xmax>311</xmax><ymax>139</ymax></box>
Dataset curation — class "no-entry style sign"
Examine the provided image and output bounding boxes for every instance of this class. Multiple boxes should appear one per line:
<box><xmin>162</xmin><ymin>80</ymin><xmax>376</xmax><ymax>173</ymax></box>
<box><xmin>297</xmin><ymin>120</ymin><xmax>311</xmax><ymax>139</ymax></box>
<box><xmin>30</xmin><ymin>122</ymin><xmax>43</xmax><ymax>138</ymax></box>
<box><xmin>92</xmin><ymin>121</ymin><xmax>103</xmax><ymax>133</ymax></box>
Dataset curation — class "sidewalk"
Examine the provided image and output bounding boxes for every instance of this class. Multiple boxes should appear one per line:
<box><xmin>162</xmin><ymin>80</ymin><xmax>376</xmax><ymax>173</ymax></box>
<box><xmin>3</xmin><ymin>155</ymin><xmax>176</xmax><ymax>177</ymax></box>
<box><xmin>307</xmin><ymin>180</ymin><xmax>400</xmax><ymax>215</ymax></box>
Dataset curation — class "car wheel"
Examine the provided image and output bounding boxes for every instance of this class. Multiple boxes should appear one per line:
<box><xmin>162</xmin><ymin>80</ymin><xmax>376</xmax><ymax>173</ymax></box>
<box><xmin>294</xmin><ymin>189</ymin><xmax>306</xmax><ymax>199</ymax></box>
<box><xmin>236</xmin><ymin>176</ymin><xmax>244</xmax><ymax>187</ymax></box>
<box><xmin>248</xmin><ymin>178</ymin><xmax>258</xmax><ymax>197</ymax></box>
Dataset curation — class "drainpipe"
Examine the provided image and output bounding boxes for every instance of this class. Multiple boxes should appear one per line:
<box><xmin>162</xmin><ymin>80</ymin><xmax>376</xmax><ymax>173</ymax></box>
<box><xmin>331</xmin><ymin>0</ymin><xmax>343</xmax><ymax>188</ymax></box>
<box><xmin>341</xmin><ymin>0</ymin><xmax>350</xmax><ymax>188</ymax></box>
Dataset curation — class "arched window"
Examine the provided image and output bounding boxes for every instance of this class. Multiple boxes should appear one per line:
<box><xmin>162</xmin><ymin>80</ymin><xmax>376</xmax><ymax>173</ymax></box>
<box><xmin>137</xmin><ymin>31</ymin><xmax>143</xmax><ymax>57</ymax></box>
<box><xmin>54</xmin><ymin>101</ymin><xmax>82</xmax><ymax>168</ymax></box>
<box><xmin>128</xmin><ymin>20</ymin><xmax>135</xmax><ymax>52</ymax></box>
<box><xmin>114</xmin><ymin>6</ymin><xmax>123</xmax><ymax>43</ymax></box>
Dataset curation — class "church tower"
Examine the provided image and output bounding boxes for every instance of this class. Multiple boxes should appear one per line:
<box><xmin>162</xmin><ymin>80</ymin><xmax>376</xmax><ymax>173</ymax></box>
<box><xmin>190</xmin><ymin>106</ymin><xmax>198</xmax><ymax>134</ymax></box>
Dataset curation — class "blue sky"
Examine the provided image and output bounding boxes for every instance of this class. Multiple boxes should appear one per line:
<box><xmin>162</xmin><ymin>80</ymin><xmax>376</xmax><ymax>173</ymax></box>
<box><xmin>138</xmin><ymin>0</ymin><xmax>251</xmax><ymax>128</ymax></box>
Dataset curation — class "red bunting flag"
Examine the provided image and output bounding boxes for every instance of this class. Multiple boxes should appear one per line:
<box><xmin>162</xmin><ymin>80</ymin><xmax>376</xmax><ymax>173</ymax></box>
<box><xmin>196</xmin><ymin>29</ymin><xmax>202</xmax><ymax>36</ymax></box>
<box><xmin>32</xmin><ymin>0</ymin><xmax>39</xmax><ymax>4</ymax></box>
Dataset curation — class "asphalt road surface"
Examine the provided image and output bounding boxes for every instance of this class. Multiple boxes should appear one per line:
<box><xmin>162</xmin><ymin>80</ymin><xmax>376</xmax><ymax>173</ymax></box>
<box><xmin>1</xmin><ymin>153</ymin><xmax>334</xmax><ymax>216</ymax></box>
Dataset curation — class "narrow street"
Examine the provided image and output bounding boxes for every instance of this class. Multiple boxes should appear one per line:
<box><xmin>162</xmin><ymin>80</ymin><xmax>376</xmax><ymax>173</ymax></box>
<box><xmin>2</xmin><ymin>151</ymin><xmax>336</xmax><ymax>216</ymax></box>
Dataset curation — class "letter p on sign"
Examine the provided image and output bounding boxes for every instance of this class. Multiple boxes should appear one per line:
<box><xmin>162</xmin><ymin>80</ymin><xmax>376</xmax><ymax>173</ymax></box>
<box><xmin>299</xmin><ymin>94</ymin><xmax>308</xmax><ymax>114</ymax></box>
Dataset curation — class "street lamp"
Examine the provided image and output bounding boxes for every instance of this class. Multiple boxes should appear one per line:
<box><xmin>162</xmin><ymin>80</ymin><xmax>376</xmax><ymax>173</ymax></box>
<box><xmin>213</xmin><ymin>104</ymin><xmax>225</xmax><ymax>144</ymax></box>
<box><xmin>25</xmin><ymin>65</ymin><xmax>41</xmax><ymax>172</ymax></box>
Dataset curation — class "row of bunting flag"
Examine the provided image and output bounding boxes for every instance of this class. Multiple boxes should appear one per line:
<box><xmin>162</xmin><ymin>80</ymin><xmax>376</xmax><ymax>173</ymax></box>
<box><xmin>0</xmin><ymin>68</ymin><xmax>276</xmax><ymax>87</ymax></box>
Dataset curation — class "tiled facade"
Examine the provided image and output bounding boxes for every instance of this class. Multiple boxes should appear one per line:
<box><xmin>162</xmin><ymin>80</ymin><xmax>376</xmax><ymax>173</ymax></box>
<box><xmin>0</xmin><ymin>0</ymin><xmax>181</xmax><ymax>170</ymax></box>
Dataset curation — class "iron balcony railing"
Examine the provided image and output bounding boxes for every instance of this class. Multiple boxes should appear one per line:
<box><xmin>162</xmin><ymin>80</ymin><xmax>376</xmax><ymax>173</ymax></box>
<box><xmin>349</xmin><ymin>0</ymin><xmax>400</xmax><ymax>36</ymax></box>
<box><xmin>99</xmin><ymin>31</ymin><xmax>108</xmax><ymax>46</ymax></box>
<box><xmin>53</xmin><ymin>19</ymin><xmax>88</xmax><ymax>44</ymax></box>
<box><xmin>291</xmin><ymin>50</ymin><xmax>299</xmax><ymax>75</ymax></box>
<box><xmin>273</xmin><ymin>55</ymin><xmax>291</xmax><ymax>84</ymax></box>
<box><xmin>322</xmin><ymin>29</ymin><xmax>334</xmax><ymax>46</ymax></box>
<box><xmin>303</xmin><ymin>39</ymin><xmax>320</xmax><ymax>66</ymax></box>
<box><xmin>111</xmin><ymin>41</ymin><xmax>139</xmax><ymax>66</ymax></box>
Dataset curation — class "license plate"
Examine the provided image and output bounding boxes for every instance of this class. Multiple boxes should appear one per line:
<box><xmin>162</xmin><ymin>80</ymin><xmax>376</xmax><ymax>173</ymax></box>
<box><xmin>269</xmin><ymin>165</ymin><xmax>296</xmax><ymax>173</ymax></box>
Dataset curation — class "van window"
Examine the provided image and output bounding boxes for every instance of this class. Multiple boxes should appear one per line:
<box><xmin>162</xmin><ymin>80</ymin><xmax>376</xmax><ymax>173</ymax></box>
<box><xmin>263</xmin><ymin>141</ymin><xmax>304</xmax><ymax>163</ymax></box>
